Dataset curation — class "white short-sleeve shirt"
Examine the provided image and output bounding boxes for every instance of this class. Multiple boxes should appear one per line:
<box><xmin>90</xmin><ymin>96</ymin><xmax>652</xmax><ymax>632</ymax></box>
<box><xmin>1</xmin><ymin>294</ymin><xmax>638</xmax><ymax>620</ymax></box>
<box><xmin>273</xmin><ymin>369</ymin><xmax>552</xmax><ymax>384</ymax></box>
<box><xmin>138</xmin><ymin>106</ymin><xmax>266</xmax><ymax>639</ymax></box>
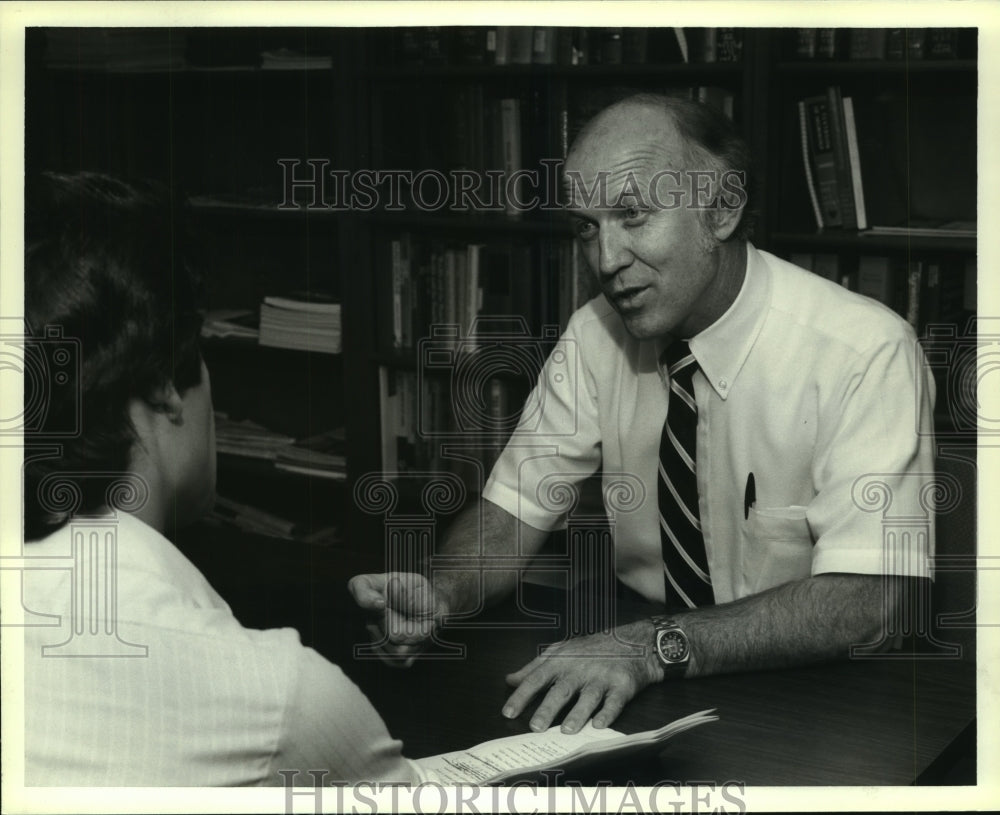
<box><xmin>23</xmin><ymin>511</ymin><xmax>419</xmax><ymax>786</ymax></box>
<box><xmin>483</xmin><ymin>245</ymin><xmax>936</xmax><ymax>604</ymax></box>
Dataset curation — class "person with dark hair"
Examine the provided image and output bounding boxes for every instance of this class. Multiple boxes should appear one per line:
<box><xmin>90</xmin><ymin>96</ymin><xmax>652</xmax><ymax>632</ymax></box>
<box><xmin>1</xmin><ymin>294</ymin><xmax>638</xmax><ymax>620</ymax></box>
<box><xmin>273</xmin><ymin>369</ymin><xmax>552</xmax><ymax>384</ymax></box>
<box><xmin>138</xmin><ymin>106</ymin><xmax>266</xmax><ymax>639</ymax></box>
<box><xmin>351</xmin><ymin>95</ymin><xmax>936</xmax><ymax>733</ymax></box>
<box><xmin>22</xmin><ymin>172</ymin><xmax>419</xmax><ymax>785</ymax></box>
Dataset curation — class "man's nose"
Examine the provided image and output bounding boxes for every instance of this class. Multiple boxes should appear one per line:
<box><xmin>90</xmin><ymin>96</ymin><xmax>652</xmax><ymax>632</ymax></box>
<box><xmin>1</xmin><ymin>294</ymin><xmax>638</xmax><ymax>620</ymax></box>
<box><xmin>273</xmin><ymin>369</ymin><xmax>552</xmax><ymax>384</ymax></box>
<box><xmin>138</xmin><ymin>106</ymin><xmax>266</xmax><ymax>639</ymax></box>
<box><xmin>597</xmin><ymin>224</ymin><xmax>633</xmax><ymax>278</ymax></box>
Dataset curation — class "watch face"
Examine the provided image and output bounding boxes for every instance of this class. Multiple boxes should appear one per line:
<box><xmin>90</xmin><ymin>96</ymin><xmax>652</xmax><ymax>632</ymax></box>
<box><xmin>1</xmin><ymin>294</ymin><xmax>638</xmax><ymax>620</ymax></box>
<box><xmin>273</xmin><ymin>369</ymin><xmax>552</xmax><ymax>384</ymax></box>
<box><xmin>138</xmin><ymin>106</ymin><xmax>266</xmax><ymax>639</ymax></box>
<box><xmin>658</xmin><ymin>630</ymin><xmax>689</xmax><ymax>663</ymax></box>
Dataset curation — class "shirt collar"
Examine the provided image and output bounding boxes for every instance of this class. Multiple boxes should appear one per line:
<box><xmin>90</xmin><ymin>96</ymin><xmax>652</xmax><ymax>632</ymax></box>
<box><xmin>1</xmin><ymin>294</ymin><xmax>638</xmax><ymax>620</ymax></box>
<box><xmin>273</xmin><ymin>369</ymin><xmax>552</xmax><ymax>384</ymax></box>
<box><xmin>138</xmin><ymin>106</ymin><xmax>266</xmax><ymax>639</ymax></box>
<box><xmin>681</xmin><ymin>243</ymin><xmax>770</xmax><ymax>401</ymax></box>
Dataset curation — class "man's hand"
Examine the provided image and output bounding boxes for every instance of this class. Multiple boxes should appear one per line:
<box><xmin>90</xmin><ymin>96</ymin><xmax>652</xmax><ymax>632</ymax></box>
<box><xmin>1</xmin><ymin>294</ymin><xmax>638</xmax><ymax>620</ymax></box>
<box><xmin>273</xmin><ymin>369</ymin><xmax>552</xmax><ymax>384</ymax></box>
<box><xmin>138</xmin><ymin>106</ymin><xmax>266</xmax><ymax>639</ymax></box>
<box><xmin>502</xmin><ymin>620</ymin><xmax>665</xmax><ymax>734</ymax></box>
<box><xmin>348</xmin><ymin>572</ymin><xmax>450</xmax><ymax>666</ymax></box>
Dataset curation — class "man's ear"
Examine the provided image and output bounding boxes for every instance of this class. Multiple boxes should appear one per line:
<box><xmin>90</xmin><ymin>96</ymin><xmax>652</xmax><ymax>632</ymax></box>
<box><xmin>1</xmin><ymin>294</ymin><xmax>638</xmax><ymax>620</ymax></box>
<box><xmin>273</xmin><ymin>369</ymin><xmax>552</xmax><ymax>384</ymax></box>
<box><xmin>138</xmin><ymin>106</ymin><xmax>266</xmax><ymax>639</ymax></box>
<box><xmin>708</xmin><ymin>203</ymin><xmax>744</xmax><ymax>242</ymax></box>
<box><xmin>145</xmin><ymin>380</ymin><xmax>185</xmax><ymax>424</ymax></box>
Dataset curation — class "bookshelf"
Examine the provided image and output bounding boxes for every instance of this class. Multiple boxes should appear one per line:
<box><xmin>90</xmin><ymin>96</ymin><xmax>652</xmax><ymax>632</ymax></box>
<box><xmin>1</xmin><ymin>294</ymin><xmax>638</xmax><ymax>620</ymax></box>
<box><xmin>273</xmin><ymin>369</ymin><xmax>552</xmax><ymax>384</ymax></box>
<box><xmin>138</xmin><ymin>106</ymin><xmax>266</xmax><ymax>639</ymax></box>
<box><xmin>764</xmin><ymin>27</ymin><xmax>977</xmax><ymax>433</ymax></box>
<box><xmin>25</xmin><ymin>28</ymin><xmax>362</xmax><ymax>561</ymax></box>
<box><xmin>25</xmin><ymin>25</ymin><xmax>979</xmax><ymax>566</ymax></box>
<box><xmin>353</xmin><ymin>27</ymin><xmax>758</xmax><ymax>512</ymax></box>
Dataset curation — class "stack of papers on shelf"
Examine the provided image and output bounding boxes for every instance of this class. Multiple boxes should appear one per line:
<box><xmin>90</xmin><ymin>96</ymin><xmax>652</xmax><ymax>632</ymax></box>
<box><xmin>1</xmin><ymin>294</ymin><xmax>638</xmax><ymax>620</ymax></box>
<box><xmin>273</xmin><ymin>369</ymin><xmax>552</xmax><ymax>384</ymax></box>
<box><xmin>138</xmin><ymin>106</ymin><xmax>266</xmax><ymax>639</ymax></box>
<box><xmin>414</xmin><ymin>709</ymin><xmax>718</xmax><ymax>785</ymax></box>
<box><xmin>208</xmin><ymin>494</ymin><xmax>296</xmax><ymax>540</ymax></box>
<box><xmin>275</xmin><ymin>427</ymin><xmax>347</xmax><ymax>480</ymax></box>
<box><xmin>214</xmin><ymin>413</ymin><xmax>295</xmax><ymax>461</ymax></box>
<box><xmin>864</xmin><ymin>219</ymin><xmax>976</xmax><ymax>238</ymax></box>
<box><xmin>259</xmin><ymin>293</ymin><xmax>342</xmax><ymax>354</ymax></box>
<box><xmin>201</xmin><ymin>309</ymin><xmax>260</xmax><ymax>340</ymax></box>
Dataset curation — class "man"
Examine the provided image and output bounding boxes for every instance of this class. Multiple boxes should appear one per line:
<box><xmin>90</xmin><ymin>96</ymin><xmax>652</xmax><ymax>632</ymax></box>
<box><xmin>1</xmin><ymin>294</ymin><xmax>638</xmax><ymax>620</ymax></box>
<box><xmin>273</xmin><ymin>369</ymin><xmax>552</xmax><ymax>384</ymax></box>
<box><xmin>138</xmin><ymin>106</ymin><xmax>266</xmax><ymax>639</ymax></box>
<box><xmin>22</xmin><ymin>172</ymin><xmax>418</xmax><ymax>785</ymax></box>
<box><xmin>350</xmin><ymin>95</ymin><xmax>935</xmax><ymax>735</ymax></box>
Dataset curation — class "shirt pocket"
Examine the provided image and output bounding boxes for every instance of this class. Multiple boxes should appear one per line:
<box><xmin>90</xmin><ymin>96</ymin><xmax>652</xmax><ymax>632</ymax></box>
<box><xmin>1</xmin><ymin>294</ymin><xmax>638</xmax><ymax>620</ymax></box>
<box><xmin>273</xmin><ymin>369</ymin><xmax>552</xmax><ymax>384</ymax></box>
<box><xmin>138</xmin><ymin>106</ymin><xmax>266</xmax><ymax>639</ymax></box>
<box><xmin>743</xmin><ymin>506</ymin><xmax>814</xmax><ymax>594</ymax></box>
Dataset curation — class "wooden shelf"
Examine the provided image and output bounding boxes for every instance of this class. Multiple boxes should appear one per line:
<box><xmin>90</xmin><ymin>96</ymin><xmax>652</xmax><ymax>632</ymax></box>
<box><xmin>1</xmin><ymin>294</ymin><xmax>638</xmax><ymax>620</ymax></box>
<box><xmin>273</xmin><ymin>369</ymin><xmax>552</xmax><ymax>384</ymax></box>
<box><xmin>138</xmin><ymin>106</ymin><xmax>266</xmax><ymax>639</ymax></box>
<box><xmin>365</xmin><ymin>210</ymin><xmax>573</xmax><ymax>237</ymax></box>
<box><xmin>774</xmin><ymin>59</ymin><xmax>977</xmax><ymax>75</ymax></box>
<box><xmin>769</xmin><ymin>230</ymin><xmax>976</xmax><ymax>254</ymax></box>
<box><xmin>365</xmin><ymin>61</ymin><xmax>743</xmax><ymax>81</ymax></box>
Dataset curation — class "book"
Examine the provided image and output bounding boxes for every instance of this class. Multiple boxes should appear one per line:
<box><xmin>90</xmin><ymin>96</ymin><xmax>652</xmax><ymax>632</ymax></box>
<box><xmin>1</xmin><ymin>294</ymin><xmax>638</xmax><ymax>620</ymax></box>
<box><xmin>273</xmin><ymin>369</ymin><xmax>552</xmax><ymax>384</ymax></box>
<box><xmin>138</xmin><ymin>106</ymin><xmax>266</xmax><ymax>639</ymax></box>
<box><xmin>599</xmin><ymin>28</ymin><xmax>623</xmax><ymax>64</ymax></box>
<box><xmin>673</xmin><ymin>27</ymin><xmax>689</xmax><ymax>63</ymax></box>
<box><xmin>857</xmin><ymin>256</ymin><xmax>894</xmax><ymax>307</ymax></box>
<box><xmin>841</xmin><ymin>96</ymin><xmax>867</xmax><ymax>230</ymax></box>
<box><xmin>825</xmin><ymin>86</ymin><xmax>858</xmax><ymax>230</ymax></box>
<box><xmin>697</xmin><ymin>86</ymin><xmax>734</xmax><ymax>119</ymax></box>
<box><xmin>214</xmin><ymin>413</ymin><xmax>295</xmax><ymax>461</ymax></box>
<box><xmin>275</xmin><ymin>427</ymin><xmax>346</xmax><ymax>475</ymax></box>
<box><xmin>715</xmin><ymin>28</ymin><xmax>743</xmax><ymax>62</ymax></box>
<box><xmin>209</xmin><ymin>494</ymin><xmax>296</xmax><ymax>539</ymax></box>
<box><xmin>532</xmin><ymin>27</ymin><xmax>556</xmax><ymax>65</ymax></box>
<box><xmin>905</xmin><ymin>260</ymin><xmax>923</xmax><ymax>330</ymax></box>
<box><xmin>815</xmin><ymin>28</ymin><xmax>839</xmax><ymax>59</ymax></box>
<box><xmin>798</xmin><ymin>100</ymin><xmax>824</xmax><ymax>229</ymax></box>
<box><xmin>508</xmin><ymin>27</ymin><xmax>534</xmax><ymax>65</ymax></box>
<box><xmin>259</xmin><ymin>298</ymin><xmax>342</xmax><ymax>354</ymax></box>
<box><xmin>848</xmin><ymin>94</ymin><xmax>908</xmax><ymax>231</ymax></box>
<box><xmin>863</xmin><ymin>220</ymin><xmax>975</xmax><ymax>238</ymax></box>
<box><xmin>801</xmin><ymin>95</ymin><xmax>842</xmax><ymax>227</ymax></box>
<box><xmin>811</xmin><ymin>253</ymin><xmax>841</xmax><ymax>283</ymax></box>
<box><xmin>413</xmin><ymin>709</ymin><xmax>719</xmax><ymax>784</ymax></box>
<box><xmin>848</xmin><ymin>29</ymin><xmax>886</xmax><ymax>60</ymax></box>
<box><xmin>500</xmin><ymin>97</ymin><xmax>523</xmax><ymax>218</ymax></box>
<box><xmin>622</xmin><ymin>28</ymin><xmax>649</xmax><ymax>63</ymax></box>
<box><xmin>201</xmin><ymin>309</ymin><xmax>260</xmax><ymax>340</ymax></box>
<box><xmin>790</xmin><ymin>28</ymin><xmax>817</xmax><ymax>59</ymax></box>
<box><xmin>494</xmin><ymin>27</ymin><xmax>511</xmax><ymax>65</ymax></box>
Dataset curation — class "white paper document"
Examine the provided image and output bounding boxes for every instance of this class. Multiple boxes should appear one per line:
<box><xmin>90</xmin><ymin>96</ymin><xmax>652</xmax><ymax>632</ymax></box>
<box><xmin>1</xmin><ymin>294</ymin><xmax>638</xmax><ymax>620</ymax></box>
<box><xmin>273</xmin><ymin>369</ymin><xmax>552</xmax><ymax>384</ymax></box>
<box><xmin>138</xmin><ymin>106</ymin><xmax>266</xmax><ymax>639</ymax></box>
<box><xmin>414</xmin><ymin>709</ymin><xmax>718</xmax><ymax>785</ymax></box>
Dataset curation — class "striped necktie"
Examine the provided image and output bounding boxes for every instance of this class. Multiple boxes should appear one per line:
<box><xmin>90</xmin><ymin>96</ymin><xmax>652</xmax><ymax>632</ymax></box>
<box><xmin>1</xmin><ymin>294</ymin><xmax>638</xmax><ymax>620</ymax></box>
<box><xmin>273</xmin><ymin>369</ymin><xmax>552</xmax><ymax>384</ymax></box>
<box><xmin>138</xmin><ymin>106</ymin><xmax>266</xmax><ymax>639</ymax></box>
<box><xmin>659</xmin><ymin>340</ymin><xmax>713</xmax><ymax>609</ymax></box>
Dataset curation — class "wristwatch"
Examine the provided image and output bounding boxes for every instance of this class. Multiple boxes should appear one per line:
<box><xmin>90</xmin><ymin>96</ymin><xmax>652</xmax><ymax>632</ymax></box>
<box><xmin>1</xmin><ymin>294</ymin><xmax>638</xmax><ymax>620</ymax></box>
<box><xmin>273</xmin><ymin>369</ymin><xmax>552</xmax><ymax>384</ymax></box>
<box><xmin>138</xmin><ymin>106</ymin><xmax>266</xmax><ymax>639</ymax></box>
<box><xmin>651</xmin><ymin>615</ymin><xmax>691</xmax><ymax>678</ymax></box>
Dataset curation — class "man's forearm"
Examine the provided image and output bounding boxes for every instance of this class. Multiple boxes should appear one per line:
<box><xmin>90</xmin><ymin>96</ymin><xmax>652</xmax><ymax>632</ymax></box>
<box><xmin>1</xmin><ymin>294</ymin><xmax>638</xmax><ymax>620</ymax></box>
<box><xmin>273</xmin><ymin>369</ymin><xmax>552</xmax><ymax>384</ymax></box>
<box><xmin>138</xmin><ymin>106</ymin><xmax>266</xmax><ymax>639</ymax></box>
<box><xmin>424</xmin><ymin>498</ymin><xmax>549</xmax><ymax>615</ymax></box>
<box><xmin>671</xmin><ymin>573</ymin><xmax>908</xmax><ymax>678</ymax></box>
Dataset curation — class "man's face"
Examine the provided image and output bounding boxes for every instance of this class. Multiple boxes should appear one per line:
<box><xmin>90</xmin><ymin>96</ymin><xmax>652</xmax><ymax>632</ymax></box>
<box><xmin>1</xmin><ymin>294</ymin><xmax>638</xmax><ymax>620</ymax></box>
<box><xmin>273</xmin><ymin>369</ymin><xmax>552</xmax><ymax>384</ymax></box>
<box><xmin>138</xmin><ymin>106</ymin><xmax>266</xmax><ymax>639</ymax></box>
<box><xmin>564</xmin><ymin>108</ymin><xmax>731</xmax><ymax>340</ymax></box>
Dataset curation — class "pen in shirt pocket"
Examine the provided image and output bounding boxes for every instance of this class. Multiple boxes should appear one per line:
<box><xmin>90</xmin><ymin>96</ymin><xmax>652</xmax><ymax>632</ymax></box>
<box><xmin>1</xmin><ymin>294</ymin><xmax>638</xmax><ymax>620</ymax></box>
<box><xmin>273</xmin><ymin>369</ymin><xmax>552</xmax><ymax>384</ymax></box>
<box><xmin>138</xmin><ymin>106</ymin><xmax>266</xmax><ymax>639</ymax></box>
<box><xmin>744</xmin><ymin>472</ymin><xmax>756</xmax><ymax>519</ymax></box>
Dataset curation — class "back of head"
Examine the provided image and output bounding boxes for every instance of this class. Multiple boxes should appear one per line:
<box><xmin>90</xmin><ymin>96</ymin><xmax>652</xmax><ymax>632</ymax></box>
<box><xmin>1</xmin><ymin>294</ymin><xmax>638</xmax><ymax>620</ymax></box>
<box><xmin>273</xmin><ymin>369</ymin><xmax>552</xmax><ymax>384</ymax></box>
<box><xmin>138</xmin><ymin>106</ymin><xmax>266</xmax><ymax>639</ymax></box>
<box><xmin>23</xmin><ymin>171</ymin><xmax>204</xmax><ymax>540</ymax></box>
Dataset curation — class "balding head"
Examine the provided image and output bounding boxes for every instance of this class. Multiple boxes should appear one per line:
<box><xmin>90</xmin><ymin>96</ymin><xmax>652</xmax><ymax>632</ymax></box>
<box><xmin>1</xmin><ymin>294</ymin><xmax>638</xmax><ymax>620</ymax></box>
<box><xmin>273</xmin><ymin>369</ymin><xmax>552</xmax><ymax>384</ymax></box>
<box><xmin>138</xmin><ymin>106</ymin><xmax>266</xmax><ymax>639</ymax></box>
<box><xmin>565</xmin><ymin>94</ymin><xmax>753</xmax><ymax>241</ymax></box>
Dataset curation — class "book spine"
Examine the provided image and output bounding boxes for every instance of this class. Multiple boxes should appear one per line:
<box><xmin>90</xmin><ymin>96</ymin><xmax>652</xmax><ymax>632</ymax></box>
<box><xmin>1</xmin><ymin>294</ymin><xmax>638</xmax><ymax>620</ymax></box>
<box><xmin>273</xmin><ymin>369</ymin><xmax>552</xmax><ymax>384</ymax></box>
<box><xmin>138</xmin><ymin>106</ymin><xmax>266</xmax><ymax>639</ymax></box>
<box><xmin>445</xmin><ymin>248</ymin><xmax>457</xmax><ymax>349</ymax></box>
<box><xmin>598</xmin><ymin>28</ymin><xmax>623</xmax><ymax>64</ymax></box>
<box><xmin>500</xmin><ymin>97</ymin><xmax>523</xmax><ymax>218</ymax></box>
<box><xmin>804</xmin><ymin>97</ymin><xmax>842</xmax><ymax>227</ymax></box>
<box><xmin>379</xmin><ymin>366</ymin><xmax>398</xmax><ymax>473</ymax></box>
<box><xmin>798</xmin><ymin>100</ymin><xmax>824</xmax><ymax>229</ymax></box>
<box><xmin>467</xmin><ymin>244</ymin><xmax>482</xmax><ymax>351</ymax></box>
<box><xmin>791</xmin><ymin>28</ymin><xmax>817</xmax><ymax>59</ymax></box>
<box><xmin>848</xmin><ymin>28</ymin><xmax>886</xmax><ymax>60</ymax></box>
<box><xmin>509</xmin><ymin>27</ymin><xmax>533</xmax><ymax>65</ymax></box>
<box><xmin>905</xmin><ymin>260</ymin><xmax>923</xmax><ymax>329</ymax></box>
<box><xmin>825</xmin><ymin>86</ymin><xmax>858</xmax><ymax>230</ymax></box>
<box><xmin>811</xmin><ymin>253</ymin><xmax>841</xmax><ymax>283</ymax></box>
<box><xmin>532</xmin><ymin>26</ymin><xmax>556</xmax><ymax>64</ymax></box>
<box><xmin>673</xmin><ymin>27</ymin><xmax>689</xmax><ymax>63</ymax></box>
<box><xmin>816</xmin><ymin>28</ymin><xmax>838</xmax><ymax>59</ymax></box>
<box><xmin>622</xmin><ymin>28</ymin><xmax>649</xmax><ymax>63</ymax></box>
<box><xmin>494</xmin><ymin>27</ymin><xmax>510</xmax><ymax>65</ymax></box>
<box><xmin>715</xmin><ymin>28</ymin><xmax>743</xmax><ymax>62</ymax></box>
<box><xmin>841</xmin><ymin>96</ymin><xmax>868</xmax><ymax>230</ymax></box>
<box><xmin>857</xmin><ymin>256</ymin><xmax>893</xmax><ymax>306</ymax></box>
<box><xmin>391</xmin><ymin>238</ymin><xmax>404</xmax><ymax>348</ymax></box>
<box><xmin>700</xmin><ymin>27</ymin><xmax>718</xmax><ymax>62</ymax></box>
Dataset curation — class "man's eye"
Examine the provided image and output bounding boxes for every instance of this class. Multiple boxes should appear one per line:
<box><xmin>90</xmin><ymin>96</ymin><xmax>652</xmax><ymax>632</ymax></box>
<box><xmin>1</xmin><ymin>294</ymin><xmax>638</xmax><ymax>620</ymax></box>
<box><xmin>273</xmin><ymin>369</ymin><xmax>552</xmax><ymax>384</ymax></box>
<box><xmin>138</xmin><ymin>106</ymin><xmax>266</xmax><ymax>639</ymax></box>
<box><xmin>623</xmin><ymin>206</ymin><xmax>648</xmax><ymax>223</ymax></box>
<box><xmin>576</xmin><ymin>220</ymin><xmax>597</xmax><ymax>240</ymax></box>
